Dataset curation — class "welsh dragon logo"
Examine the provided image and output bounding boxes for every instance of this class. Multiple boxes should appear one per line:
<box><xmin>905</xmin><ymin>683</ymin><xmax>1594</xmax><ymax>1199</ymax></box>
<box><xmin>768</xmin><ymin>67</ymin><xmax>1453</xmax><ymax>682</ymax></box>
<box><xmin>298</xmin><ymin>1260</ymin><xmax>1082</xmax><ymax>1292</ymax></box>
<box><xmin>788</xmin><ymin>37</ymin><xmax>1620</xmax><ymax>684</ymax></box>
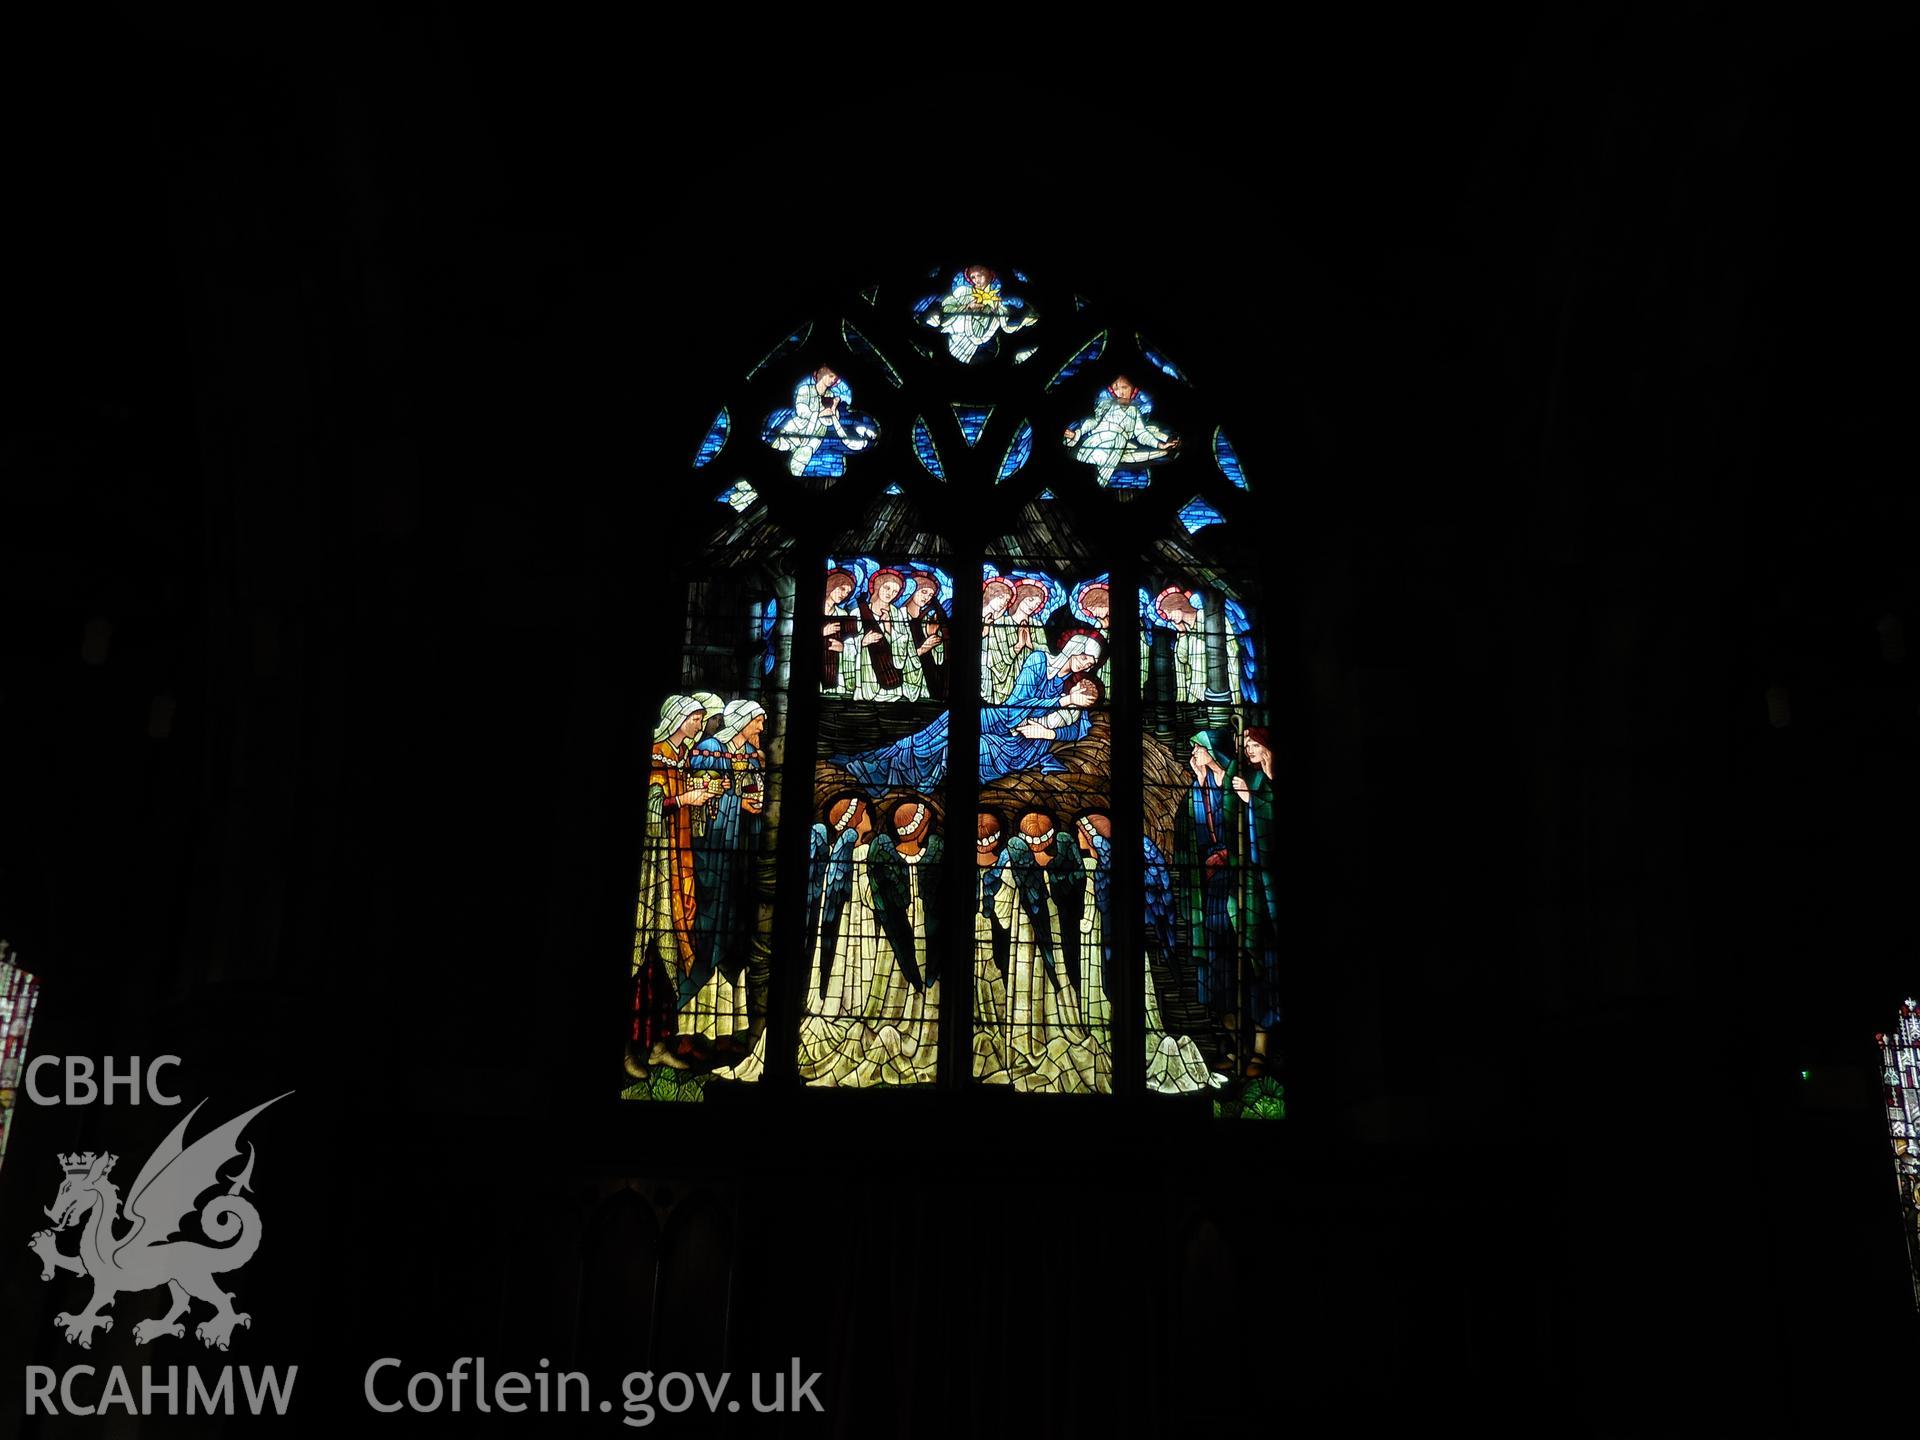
<box><xmin>27</xmin><ymin>1092</ymin><xmax>291</xmax><ymax>1350</ymax></box>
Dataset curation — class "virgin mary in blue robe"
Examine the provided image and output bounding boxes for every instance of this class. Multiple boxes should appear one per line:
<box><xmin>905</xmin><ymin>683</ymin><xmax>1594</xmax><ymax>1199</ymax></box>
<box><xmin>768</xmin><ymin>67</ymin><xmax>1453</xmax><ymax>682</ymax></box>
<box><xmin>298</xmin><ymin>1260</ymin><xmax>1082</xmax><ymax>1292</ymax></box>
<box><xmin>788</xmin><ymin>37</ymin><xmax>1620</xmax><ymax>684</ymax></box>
<box><xmin>835</xmin><ymin>634</ymin><xmax>1104</xmax><ymax>791</ymax></box>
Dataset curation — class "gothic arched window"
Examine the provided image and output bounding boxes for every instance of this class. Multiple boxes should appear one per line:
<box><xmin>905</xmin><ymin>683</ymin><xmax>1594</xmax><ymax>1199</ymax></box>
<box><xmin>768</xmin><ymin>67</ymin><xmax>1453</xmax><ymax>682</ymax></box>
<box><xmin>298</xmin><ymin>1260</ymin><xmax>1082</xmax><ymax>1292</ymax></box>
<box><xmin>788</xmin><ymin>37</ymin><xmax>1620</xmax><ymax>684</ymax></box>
<box><xmin>625</xmin><ymin>264</ymin><xmax>1281</xmax><ymax>1119</ymax></box>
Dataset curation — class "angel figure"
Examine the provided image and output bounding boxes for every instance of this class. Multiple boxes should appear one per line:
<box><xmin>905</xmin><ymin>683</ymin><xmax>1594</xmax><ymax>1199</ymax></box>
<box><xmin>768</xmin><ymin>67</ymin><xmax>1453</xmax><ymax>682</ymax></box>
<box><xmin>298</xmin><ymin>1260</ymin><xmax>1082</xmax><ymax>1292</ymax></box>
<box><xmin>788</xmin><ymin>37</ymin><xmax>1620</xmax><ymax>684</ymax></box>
<box><xmin>847</xmin><ymin>569</ymin><xmax>926</xmax><ymax>702</ymax></box>
<box><xmin>1071</xmin><ymin>814</ymin><xmax>1114</xmax><ymax>1035</ymax></box>
<box><xmin>820</xmin><ymin>568</ymin><xmax>861</xmax><ymax>694</ymax></box>
<box><xmin>982</xmin><ymin>576</ymin><xmax>1050</xmax><ymax>704</ymax></box>
<box><xmin>795</xmin><ymin>794</ymin><xmax>882</xmax><ymax>1085</ymax></box>
<box><xmin>1070</xmin><ymin>577</ymin><xmax>1112</xmax><ymax>637</ymax></box>
<box><xmin>767</xmin><ymin>366</ymin><xmax>877</xmax><ymax>477</ymax></box>
<box><xmin>851</xmin><ymin>799</ymin><xmax>944</xmax><ymax>1085</ymax></box>
<box><xmin>921</xmin><ymin>265</ymin><xmax>1036</xmax><ymax>363</ymax></box>
<box><xmin>973</xmin><ymin>811</ymin><xmax>1018</xmax><ymax>1083</ymax></box>
<box><xmin>904</xmin><ymin>570</ymin><xmax>949</xmax><ymax>701</ymax></box>
<box><xmin>1151</xmin><ymin>585</ymin><xmax>1243</xmax><ymax>705</ymax></box>
<box><xmin>1063</xmin><ymin>375</ymin><xmax>1180</xmax><ymax>487</ymax></box>
<box><xmin>996</xmin><ymin>810</ymin><xmax>1108</xmax><ymax>1093</ymax></box>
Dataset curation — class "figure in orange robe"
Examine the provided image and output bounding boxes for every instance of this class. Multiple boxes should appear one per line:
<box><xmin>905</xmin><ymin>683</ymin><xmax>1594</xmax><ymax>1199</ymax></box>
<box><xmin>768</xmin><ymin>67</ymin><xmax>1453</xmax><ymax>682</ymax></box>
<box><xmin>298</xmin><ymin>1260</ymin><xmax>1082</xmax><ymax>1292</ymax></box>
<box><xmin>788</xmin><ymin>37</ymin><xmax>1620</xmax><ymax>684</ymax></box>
<box><xmin>628</xmin><ymin>694</ymin><xmax>717</xmax><ymax>1075</ymax></box>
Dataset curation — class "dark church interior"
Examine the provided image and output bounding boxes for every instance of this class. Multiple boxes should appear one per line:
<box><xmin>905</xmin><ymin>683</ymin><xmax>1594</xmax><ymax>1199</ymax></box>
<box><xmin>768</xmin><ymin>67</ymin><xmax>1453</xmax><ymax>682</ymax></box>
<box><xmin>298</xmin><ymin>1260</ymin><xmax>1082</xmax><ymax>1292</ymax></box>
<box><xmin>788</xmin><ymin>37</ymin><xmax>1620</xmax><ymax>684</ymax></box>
<box><xmin>2</xmin><ymin>11</ymin><xmax>1916</xmax><ymax>1436</ymax></box>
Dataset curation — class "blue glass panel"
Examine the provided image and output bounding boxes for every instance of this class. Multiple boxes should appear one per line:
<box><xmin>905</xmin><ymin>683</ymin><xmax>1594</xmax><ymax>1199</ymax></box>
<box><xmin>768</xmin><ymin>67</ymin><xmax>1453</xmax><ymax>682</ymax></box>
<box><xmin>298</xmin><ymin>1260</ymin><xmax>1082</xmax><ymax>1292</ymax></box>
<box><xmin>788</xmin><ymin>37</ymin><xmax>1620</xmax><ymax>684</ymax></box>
<box><xmin>1226</xmin><ymin>597</ymin><xmax>1261</xmax><ymax>703</ymax></box>
<box><xmin>912</xmin><ymin>416</ymin><xmax>945</xmax><ymax>479</ymax></box>
<box><xmin>693</xmin><ymin>408</ymin><xmax>729</xmax><ymax>468</ymax></box>
<box><xmin>1012</xmin><ymin>269</ymin><xmax>1031</xmax><ymax>283</ymax></box>
<box><xmin>1045</xmin><ymin>332</ymin><xmax>1107</xmax><ymax>391</ymax></box>
<box><xmin>841</xmin><ymin>319</ymin><xmax>903</xmax><ymax>388</ymax></box>
<box><xmin>763</xmin><ymin>596</ymin><xmax>780</xmax><ymax>674</ymax></box>
<box><xmin>884</xmin><ymin>483</ymin><xmax>904</xmax><ymax>495</ymax></box>
<box><xmin>715</xmin><ymin>479</ymin><xmax>758</xmax><ymax>511</ymax></box>
<box><xmin>1139</xmin><ymin>334</ymin><xmax>1189</xmax><ymax>384</ymax></box>
<box><xmin>1178</xmin><ymin>496</ymin><xmax>1226</xmax><ymax>533</ymax></box>
<box><xmin>996</xmin><ymin>421</ymin><xmax>1033</xmax><ymax>483</ymax></box>
<box><xmin>952</xmin><ymin>404</ymin><xmax>993</xmax><ymax>447</ymax></box>
<box><xmin>1036</xmin><ymin>487</ymin><xmax>1054</xmax><ymax>500</ymax></box>
<box><xmin>745</xmin><ymin>321</ymin><xmax>813</xmax><ymax>382</ymax></box>
<box><xmin>1214</xmin><ymin>427</ymin><xmax>1248</xmax><ymax>490</ymax></box>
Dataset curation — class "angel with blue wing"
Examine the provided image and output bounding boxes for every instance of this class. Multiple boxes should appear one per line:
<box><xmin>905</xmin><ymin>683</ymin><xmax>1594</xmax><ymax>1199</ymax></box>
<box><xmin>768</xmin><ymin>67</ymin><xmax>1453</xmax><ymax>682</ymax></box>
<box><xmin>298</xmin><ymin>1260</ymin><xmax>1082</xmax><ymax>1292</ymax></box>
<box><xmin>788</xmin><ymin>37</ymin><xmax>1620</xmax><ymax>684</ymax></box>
<box><xmin>1072</xmin><ymin>814</ymin><xmax>1114</xmax><ymax>1032</ymax></box>
<box><xmin>807</xmin><ymin>796</ymin><xmax>863</xmax><ymax>1011</ymax></box>
<box><xmin>903</xmin><ymin>566</ymin><xmax>951</xmax><ymax>701</ymax></box>
<box><xmin>981</xmin><ymin>571</ymin><xmax>1055</xmax><ymax>704</ymax></box>
<box><xmin>1225</xmin><ymin>597</ymin><xmax>1261</xmax><ymax>704</ymax></box>
<box><xmin>1150</xmin><ymin>585</ymin><xmax>1243</xmax><ymax>705</ymax></box>
<box><xmin>1069</xmin><ymin>576</ymin><xmax>1113</xmax><ymax>636</ymax></box>
<box><xmin>820</xmin><ymin>565</ymin><xmax>863</xmax><ymax>695</ymax></box>
<box><xmin>792</xmin><ymin>795</ymin><xmax>886</xmax><ymax>1085</ymax></box>
<box><xmin>919</xmin><ymin>265</ymin><xmax>1036</xmax><ymax>363</ymax></box>
<box><xmin>1062</xmin><ymin>375</ymin><xmax>1180</xmax><ymax>487</ymax></box>
<box><xmin>972</xmin><ymin>811</ymin><xmax>1018</xmax><ymax>1081</ymax></box>
<box><xmin>766</xmin><ymin>366</ymin><xmax>878</xmax><ymax>477</ymax></box>
<box><xmin>996</xmin><ymin>811</ymin><xmax>1106</xmax><ymax>1092</ymax></box>
<box><xmin>851</xmin><ymin>799</ymin><xmax>943</xmax><ymax>1085</ymax></box>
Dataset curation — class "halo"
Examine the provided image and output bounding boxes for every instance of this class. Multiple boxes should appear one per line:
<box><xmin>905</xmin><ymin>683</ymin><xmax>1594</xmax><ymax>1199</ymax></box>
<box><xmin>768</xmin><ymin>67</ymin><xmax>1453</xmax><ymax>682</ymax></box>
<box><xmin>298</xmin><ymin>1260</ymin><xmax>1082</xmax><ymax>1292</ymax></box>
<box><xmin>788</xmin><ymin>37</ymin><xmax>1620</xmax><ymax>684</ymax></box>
<box><xmin>906</xmin><ymin>559</ymin><xmax>954</xmax><ymax>612</ymax></box>
<box><xmin>1070</xmin><ymin>573</ymin><xmax>1113</xmax><ymax>628</ymax></box>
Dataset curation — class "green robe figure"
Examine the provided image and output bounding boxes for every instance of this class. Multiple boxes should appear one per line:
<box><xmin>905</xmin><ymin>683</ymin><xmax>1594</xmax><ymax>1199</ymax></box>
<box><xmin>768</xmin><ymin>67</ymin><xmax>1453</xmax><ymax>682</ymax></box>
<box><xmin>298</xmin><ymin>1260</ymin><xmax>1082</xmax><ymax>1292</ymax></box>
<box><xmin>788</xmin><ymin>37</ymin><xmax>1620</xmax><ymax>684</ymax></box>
<box><xmin>1227</xmin><ymin>726</ymin><xmax>1281</xmax><ymax>1052</ymax></box>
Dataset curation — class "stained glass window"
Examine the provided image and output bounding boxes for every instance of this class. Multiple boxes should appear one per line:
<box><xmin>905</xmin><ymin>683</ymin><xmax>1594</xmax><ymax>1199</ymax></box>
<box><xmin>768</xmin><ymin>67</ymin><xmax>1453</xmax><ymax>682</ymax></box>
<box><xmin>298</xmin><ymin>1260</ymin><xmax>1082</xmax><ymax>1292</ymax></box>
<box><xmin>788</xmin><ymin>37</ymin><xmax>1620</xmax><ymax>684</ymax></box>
<box><xmin>911</xmin><ymin>416</ymin><xmax>945</xmax><ymax>480</ymax></box>
<box><xmin>997</xmin><ymin>422</ymin><xmax>1033</xmax><ymax>484</ymax></box>
<box><xmin>1062</xmin><ymin>377</ymin><xmax>1181</xmax><ymax>489</ymax></box>
<box><xmin>1880</xmin><ymin>998</ymin><xmax>1920</xmax><ymax>1309</ymax></box>
<box><xmin>1178</xmin><ymin>496</ymin><xmax>1226</xmax><ymax>534</ymax></box>
<box><xmin>625</xmin><ymin>571</ymin><xmax>794</xmax><ymax>1098</ymax></box>
<box><xmin>841</xmin><ymin>320</ymin><xmax>902</xmax><ymax>388</ymax></box>
<box><xmin>1214</xmin><ymin>427</ymin><xmax>1249</xmax><ymax>490</ymax></box>
<box><xmin>762</xmin><ymin>367</ymin><xmax>880</xmax><ymax>479</ymax></box>
<box><xmin>803</xmin><ymin>551</ymin><xmax>951</xmax><ymax>1087</ymax></box>
<box><xmin>1140</xmin><ymin>577</ymin><xmax>1275</xmax><ymax>1103</ymax></box>
<box><xmin>912</xmin><ymin>267</ymin><xmax>1037</xmax><ymax>364</ymax></box>
<box><xmin>0</xmin><ymin>941</ymin><xmax>40</xmax><ymax>1175</ymax></box>
<box><xmin>627</xmin><ymin>264</ymin><xmax>1274</xmax><ymax>1116</ymax></box>
<box><xmin>972</xmin><ymin>561</ymin><xmax>1114</xmax><ymax>1091</ymax></box>
<box><xmin>693</xmin><ymin>409</ymin><xmax>728</xmax><ymax>468</ymax></box>
<box><xmin>952</xmin><ymin>404</ymin><xmax>992</xmax><ymax>446</ymax></box>
<box><xmin>1138</xmin><ymin>334</ymin><xmax>1189</xmax><ymax>384</ymax></box>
